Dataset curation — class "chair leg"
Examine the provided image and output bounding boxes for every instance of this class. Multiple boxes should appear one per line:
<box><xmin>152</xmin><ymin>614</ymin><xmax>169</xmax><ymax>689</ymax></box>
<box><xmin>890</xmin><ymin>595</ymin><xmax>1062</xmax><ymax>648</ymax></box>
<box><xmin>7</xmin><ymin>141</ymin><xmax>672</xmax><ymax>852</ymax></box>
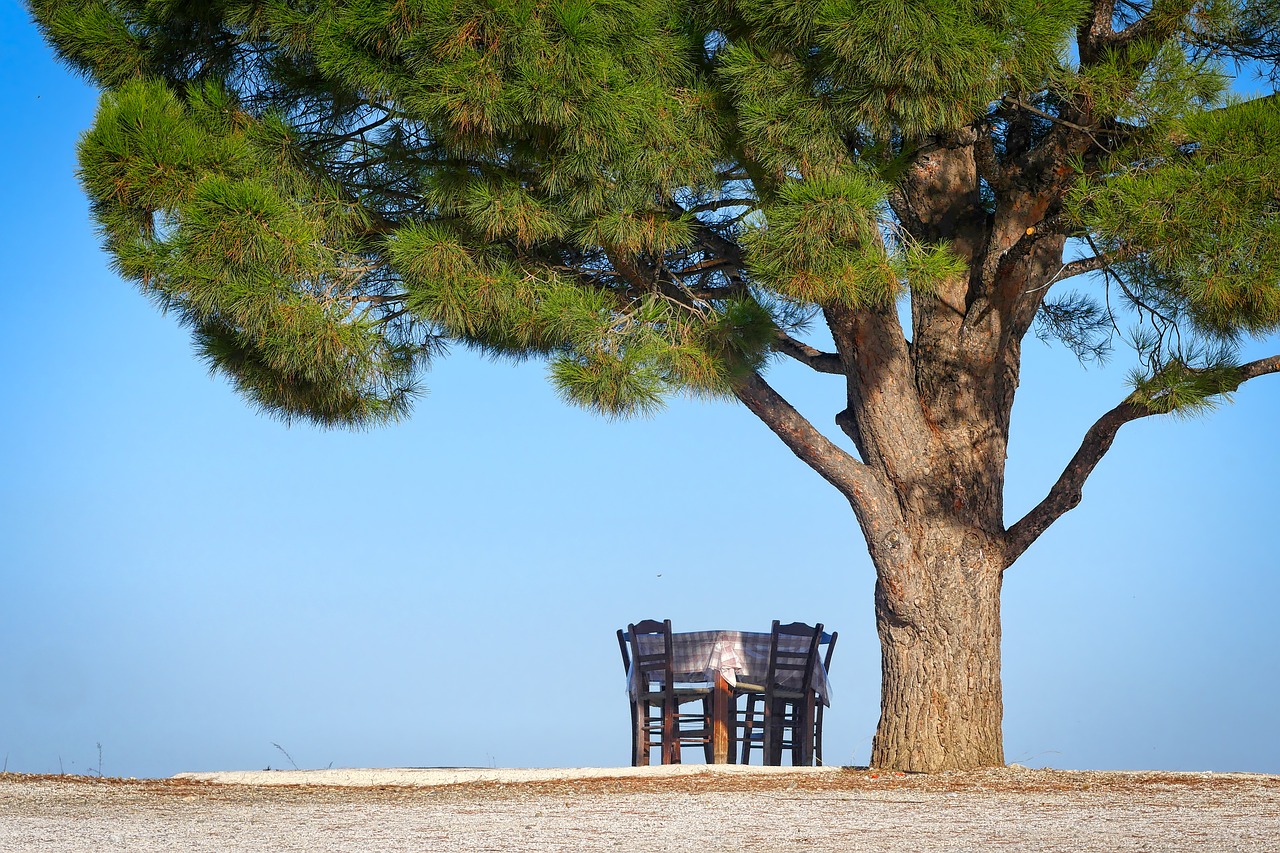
<box><xmin>783</xmin><ymin>698</ymin><xmax>796</xmax><ymax>766</ymax></box>
<box><xmin>763</xmin><ymin>697</ymin><xmax>782</xmax><ymax>766</ymax></box>
<box><xmin>740</xmin><ymin>693</ymin><xmax>759</xmax><ymax>764</ymax></box>
<box><xmin>814</xmin><ymin>702</ymin><xmax>824</xmax><ymax>766</ymax></box>
<box><xmin>662</xmin><ymin>699</ymin><xmax>679</xmax><ymax>765</ymax></box>
<box><xmin>630</xmin><ymin>701</ymin><xmax>641</xmax><ymax>767</ymax></box>
<box><xmin>725</xmin><ymin>694</ymin><xmax>736</xmax><ymax>765</ymax></box>
<box><xmin>636</xmin><ymin>701</ymin><xmax>652</xmax><ymax>766</ymax></box>
<box><xmin>795</xmin><ymin>695</ymin><xmax>816</xmax><ymax>766</ymax></box>
<box><xmin>780</xmin><ymin>698</ymin><xmax>793</xmax><ymax>767</ymax></box>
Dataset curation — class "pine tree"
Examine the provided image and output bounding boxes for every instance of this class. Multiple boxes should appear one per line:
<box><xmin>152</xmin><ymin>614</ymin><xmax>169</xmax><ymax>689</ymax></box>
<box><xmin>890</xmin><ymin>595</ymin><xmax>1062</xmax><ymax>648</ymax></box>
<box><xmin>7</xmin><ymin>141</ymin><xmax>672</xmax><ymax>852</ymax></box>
<box><xmin>31</xmin><ymin>0</ymin><xmax>1280</xmax><ymax>771</ymax></box>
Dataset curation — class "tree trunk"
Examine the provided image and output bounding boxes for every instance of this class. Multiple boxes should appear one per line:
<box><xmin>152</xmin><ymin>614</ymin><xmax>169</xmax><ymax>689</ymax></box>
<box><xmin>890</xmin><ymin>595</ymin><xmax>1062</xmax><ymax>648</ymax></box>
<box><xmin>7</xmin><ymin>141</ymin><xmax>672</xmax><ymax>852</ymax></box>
<box><xmin>869</xmin><ymin>523</ymin><xmax>1005</xmax><ymax>772</ymax></box>
<box><xmin>741</xmin><ymin>138</ymin><xmax>1069</xmax><ymax>773</ymax></box>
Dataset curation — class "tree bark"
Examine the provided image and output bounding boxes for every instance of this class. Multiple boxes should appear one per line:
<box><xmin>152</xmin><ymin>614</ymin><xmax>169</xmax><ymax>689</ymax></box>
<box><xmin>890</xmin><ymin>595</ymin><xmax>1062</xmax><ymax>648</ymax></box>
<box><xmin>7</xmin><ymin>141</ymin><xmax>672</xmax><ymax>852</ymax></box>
<box><xmin>869</xmin><ymin>523</ymin><xmax>1005</xmax><ymax>771</ymax></box>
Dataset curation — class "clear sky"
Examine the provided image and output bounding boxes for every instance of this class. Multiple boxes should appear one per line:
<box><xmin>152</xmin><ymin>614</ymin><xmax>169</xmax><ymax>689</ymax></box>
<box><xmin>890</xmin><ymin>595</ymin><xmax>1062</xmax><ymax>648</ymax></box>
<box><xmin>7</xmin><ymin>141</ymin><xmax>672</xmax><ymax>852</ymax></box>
<box><xmin>2</xmin><ymin>8</ymin><xmax>1277</xmax><ymax>780</ymax></box>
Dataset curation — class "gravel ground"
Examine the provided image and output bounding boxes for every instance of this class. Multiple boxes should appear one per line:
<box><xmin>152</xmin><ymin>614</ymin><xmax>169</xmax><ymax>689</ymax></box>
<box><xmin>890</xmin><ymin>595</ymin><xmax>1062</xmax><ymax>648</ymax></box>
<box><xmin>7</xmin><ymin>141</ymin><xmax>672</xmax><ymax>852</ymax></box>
<box><xmin>1</xmin><ymin>767</ymin><xmax>1277</xmax><ymax>852</ymax></box>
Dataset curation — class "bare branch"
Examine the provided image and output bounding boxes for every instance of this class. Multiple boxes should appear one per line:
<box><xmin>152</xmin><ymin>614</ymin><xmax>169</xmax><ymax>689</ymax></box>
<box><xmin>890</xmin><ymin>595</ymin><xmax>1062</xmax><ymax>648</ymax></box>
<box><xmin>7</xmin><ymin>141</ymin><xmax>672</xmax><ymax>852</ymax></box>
<box><xmin>349</xmin><ymin>292</ymin><xmax>406</xmax><ymax>306</ymax></box>
<box><xmin>1046</xmin><ymin>249</ymin><xmax>1135</xmax><ymax>286</ymax></box>
<box><xmin>1239</xmin><ymin>353</ymin><xmax>1280</xmax><ymax>383</ymax></box>
<box><xmin>305</xmin><ymin>112</ymin><xmax>398</xmax><ymax>148</ymax></box>
<box><xmin>773</xmin><ymin>332</ymin><xmax>845</xmax><ymax>375</ymax></box>
<box><xmin>671</xmin><ymin>257</ymin><xmax>737</xmax><ymax>276</ymax></box>
<box><xmin>1004</xmin><ymin>353</ymin><xmax>1280</xmax><ymax>564</ymax></box>
<box><xmin>733</xmin><ymin>372</ymin><xmax>888</xmax><ymax>506</ymax></box>
<box><xmin>1004</xmin><ymin>399</ymin><xmax>1150</xmax><ymax>566</ymax></box>
<box><xmin>372</xmin><ymin>307</ymin><xmax>411</xmax><ymax>326</ymax></box>
<box><xmin>1059</xmin><ymin>255</ymin><xmax>1112</xmax><ymax>279</ymax></box>
<box><xmin>682</xmin><ymin>197</ymin><xmax>759</xmax><ymax>215</ymax></box>
<box><xmin>1001</xmin><ymin>97</ymin><xmax>1098</xmax><ymax>135</ymax></box>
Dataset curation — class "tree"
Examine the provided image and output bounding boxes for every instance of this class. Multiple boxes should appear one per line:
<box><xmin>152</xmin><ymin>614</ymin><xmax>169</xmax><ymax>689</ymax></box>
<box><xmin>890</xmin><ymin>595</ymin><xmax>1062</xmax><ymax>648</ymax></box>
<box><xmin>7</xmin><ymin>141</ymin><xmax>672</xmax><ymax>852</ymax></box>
<box><xmin>30</xmin><ymin>0</ymin><xmax>1280</xmax><ymax>771</ymax></box>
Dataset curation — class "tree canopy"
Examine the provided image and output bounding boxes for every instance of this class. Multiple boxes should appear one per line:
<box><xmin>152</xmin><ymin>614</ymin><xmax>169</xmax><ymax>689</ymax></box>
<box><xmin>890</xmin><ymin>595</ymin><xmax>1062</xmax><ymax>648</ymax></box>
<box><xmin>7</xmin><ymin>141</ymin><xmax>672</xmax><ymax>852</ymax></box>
<box><xmin>31</xmin><ymin>0</ymin><xmax>1280</xmax><ymax>771</ymax></box>
<box><xmin>35</xmin><ymin>0</ymin><xmax>1276</xmax><ymax>426</ymax></box>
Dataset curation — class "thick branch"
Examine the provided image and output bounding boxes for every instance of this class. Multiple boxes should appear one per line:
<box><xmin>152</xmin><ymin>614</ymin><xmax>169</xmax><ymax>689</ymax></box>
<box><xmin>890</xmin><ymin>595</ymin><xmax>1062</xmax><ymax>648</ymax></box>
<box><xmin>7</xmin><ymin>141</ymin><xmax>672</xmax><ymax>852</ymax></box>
<box><xmin>671</xmin><ymin>257</ymin><xmax>737</xmax><ymax>276</ymax></box>
<box><xmin>1004</xmin><ymin>353</ymin><xmax>1280</xmax><ymax>565</ymax></box>
<box><xmin>1239</xmin><ymin>353</ymin><xmax>1280</xmax><ymax>383</ymax></box>
<box><xmin>972</xmin><ymin>124</ymin><xmax>1008</xmax><ymax>190</ymax></box>
<box><xmin>1078</xmin><ymin>0</ymin><xmax>1116</xmax><ymax>53</ymax></box>
<box><xmin>1004</xmin><ymin>399</ymin><xmax>1150</xmax><ymax>565</ymax></box>
<box><xmin>733</xmin><ymin>371</ymin><xmax>890</xmax><ymax>508</ymax></box>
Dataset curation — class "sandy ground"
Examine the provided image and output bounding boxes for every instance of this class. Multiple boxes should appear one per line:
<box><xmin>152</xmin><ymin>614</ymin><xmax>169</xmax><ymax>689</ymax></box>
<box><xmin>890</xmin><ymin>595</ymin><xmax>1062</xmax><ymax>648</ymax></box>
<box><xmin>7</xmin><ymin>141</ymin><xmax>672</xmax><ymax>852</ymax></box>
<box><xmin>175</xmin><ymin>763</ymin><xmax>845</xmax><ymax>787</ymax></box>
<box><xmin>1</xmin><ymin>766</ymin><xmax>1277</xmax><ymax>851</ymax></box>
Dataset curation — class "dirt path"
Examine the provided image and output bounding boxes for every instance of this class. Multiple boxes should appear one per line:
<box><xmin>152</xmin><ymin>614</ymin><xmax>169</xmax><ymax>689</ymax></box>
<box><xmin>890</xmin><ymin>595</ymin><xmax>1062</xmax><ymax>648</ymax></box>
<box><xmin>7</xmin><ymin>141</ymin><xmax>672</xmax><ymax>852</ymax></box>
<box><xmin>1</xmin><ymin>768</ymin><xmax>1277</xmax><ymax>851</ymax></box>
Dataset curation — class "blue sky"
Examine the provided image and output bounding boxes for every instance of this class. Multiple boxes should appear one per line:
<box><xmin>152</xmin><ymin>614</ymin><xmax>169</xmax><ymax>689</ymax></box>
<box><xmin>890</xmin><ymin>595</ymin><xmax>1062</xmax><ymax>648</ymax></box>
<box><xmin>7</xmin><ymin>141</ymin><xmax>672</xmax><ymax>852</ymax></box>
<box><xmin>2</xmin><ymin>8</ymin><xmax>1277</xmax><ymax>779</ymax></box>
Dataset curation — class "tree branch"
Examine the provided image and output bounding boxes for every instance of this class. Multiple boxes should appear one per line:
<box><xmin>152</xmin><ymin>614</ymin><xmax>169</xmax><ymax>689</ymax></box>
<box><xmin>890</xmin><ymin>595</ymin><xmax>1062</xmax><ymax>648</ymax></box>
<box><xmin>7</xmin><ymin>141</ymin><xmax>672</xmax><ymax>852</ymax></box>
<box><xmin>671</xmin><ymin>257</ymin><xmax>737</xmax><ymax>277</ymax></box>
<box><xmin>733</xmin><ymin>371</ymin><xmax>886</xmax><ymax>505</ymax></box>
<box><xmin>1238</xmin><ymin>353</ymin><xmax>1280</xmax><ymax>383</ymax></box>
<box><xmin>972</xmin><ymin>123</ymin><xmax>1009</xmax><ymax>190</ymax></box>
<box><xmin>1004</xmin><ymin>399</ymin><xmax>1150</xmax><ymax>565</ymax></box>
<box><xmin>1001</xmin><ymin>97</ymin><xmax>1099</xmax><ymax>135</ymax></box>
<box><xmin>682</xmin><ymin>197</ymin><xmax>759</xmax><ymax>215</ymax></box>
<box><xmin>773</xmin><ymin>332</ymin><xmax>845</xmax><ymax>374</ymax></box>
<box><xmin>1109</xmin><ymin>0</ymin><xmax>1197</xmax><ymax>53</ymax></box>
<box><xmin>1043</xmin><ymin>249</ymin><xmax>1135</xmax><ymax>287</ymax></box>
<box><xmin>306</xmin><ymin>112</ymin><xmax>399</xmax><ymax>148</ymax></box>
<box><xmin>1077</xmin><ymin>0</ymin><xmax>1117</xmax><ymax>65</ymax></box>
<box><xmin>1004</xmin><ymin>353</ymin><xmax>1280</xmax><ymax>565</ymax></box>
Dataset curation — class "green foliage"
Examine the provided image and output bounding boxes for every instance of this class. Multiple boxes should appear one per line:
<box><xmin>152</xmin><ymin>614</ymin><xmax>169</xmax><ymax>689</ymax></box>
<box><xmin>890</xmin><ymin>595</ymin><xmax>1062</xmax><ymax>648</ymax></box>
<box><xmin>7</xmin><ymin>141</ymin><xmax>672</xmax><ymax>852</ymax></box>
<box><xmin>193</xmin><ymin>314</ymin><xmax>420</xmax><ymax>428</ymax></box>
<box><xmin>1127</xmin><ymin>357</ymin><xmax>1244</xmax><ymax>416</ymax></box>
<box><xmin>391</xmin><ymin>221</ymin><xmax>614</xmax><ymax>354</ymax></box>
<box><xmin>458</xmin><ymin>181</ymin><xmax>569</xmax><ymax>247</ymax></box>
<box><xmin>711</xmin><ymin>0</ymin><xmax>1087</xmax><ymax>140</ymax></box>
<box><xmin>550</xmin><ymin>348</ymin><xmax>668</xmax><ymax>417</ymax></box>
<box><xmin>29</xmin><ymin>0</ymin><xmax>1280</xmax><ymax>426</ymax></box>
<box><xmin>1181</xmin><ymin>0</ymin><xmax>1280</xmax><ymax>84</ymax></box>
<box><xmin>578</xmin><ymin>211</ymin><xmax>696</xmax><ymax>256</ymax></box>
<box><xmin>1059</xmin><ymin>40</ymin><xmax>1227</xmax><ymax>128</ymax></box>
<box><xmin>546</xmin><ymin>294</ymin><xmax>773</xmax><ymax>415</ymax></box>
<box><xmin>716</xmin><ymin>43</ymin><xmax>851</xmax><ymax>178</ymax></box>
<box><xmin>746</xmin><ymin>172</ymin><xmax>964</xmax><ymax>306</ymax></box>
<box><xmin>1068</xmin><ymin>96</ymin><xmax>1280</xmax><ymax>341</ymax></box>
<box><xmin>76</xmin><ymin>78</ymin><xmax>420</xmax><ymax>426</ymax></box>
<box><xmin>1034</xmin><ymin>291</ymin><xmax>1114</xmax><ymax>362</ymax></box>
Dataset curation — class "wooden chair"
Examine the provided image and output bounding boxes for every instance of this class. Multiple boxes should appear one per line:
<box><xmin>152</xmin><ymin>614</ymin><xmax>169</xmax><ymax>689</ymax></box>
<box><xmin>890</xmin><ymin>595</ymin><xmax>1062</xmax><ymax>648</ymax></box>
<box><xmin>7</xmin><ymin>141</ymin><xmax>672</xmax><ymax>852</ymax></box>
<box><xmin>736</xmin><ymin>620</ymin><xmax>824</xmax><ymax>765</ymax></box>
<box><xmin>626</xmin><ymin>620</ymin><xmax>713</xmax><ymax>765</ymax></box>
<box><xmin>814</xmin><ymin>630</ymin><xmax>837</xmax><ymax>765</ymax></box>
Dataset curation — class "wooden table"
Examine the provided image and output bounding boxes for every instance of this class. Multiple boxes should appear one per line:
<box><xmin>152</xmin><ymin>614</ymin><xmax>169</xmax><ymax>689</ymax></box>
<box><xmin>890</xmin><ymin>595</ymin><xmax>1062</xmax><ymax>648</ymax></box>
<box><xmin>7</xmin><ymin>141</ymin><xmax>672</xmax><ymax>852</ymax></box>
<box><xmin>628</xmin><ymin>630</ymin><xmax>831</xmax><ymax>765</ymax></box>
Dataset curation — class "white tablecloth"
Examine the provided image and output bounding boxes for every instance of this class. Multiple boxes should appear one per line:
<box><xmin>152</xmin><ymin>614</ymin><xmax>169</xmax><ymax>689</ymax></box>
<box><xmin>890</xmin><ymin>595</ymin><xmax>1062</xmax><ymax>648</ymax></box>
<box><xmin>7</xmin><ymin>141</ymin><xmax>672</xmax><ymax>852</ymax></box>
<box><xmin>627</xmin><ymin>629</ymin><xmax>831</xmax><ymax>706</ymax></box>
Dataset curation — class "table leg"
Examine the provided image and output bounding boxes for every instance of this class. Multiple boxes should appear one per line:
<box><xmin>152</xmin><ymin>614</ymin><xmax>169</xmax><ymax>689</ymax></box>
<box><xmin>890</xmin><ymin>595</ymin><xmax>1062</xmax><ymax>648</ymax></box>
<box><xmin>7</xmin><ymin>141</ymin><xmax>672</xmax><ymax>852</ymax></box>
<box><xmin>712</xmin><ymin>673</ymin><xmax>731</xmax><ymax>764</ymax></box>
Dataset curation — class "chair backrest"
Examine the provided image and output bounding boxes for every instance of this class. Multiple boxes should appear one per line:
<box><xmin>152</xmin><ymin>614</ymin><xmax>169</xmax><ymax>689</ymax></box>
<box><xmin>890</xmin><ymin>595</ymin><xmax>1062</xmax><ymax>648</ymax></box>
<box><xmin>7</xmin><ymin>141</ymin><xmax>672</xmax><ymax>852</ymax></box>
<box><xmin>822</xmin><ymin>630</ymin><xmax>838</xmax><ymax>673</ymax></box>
<box><xmin>627</xmin><ymin>619</ymin><xmax>675</xmax><ymax>700</ymax></box>
<box><xmin>765</xmin><ymin>620</ymin><xmax>823</xmax><ymax>698</ymax></box>
<box><xmin>616</xmin><ymin>628</ymin><xmax>631</xmax><ymax>674</ymax></box>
